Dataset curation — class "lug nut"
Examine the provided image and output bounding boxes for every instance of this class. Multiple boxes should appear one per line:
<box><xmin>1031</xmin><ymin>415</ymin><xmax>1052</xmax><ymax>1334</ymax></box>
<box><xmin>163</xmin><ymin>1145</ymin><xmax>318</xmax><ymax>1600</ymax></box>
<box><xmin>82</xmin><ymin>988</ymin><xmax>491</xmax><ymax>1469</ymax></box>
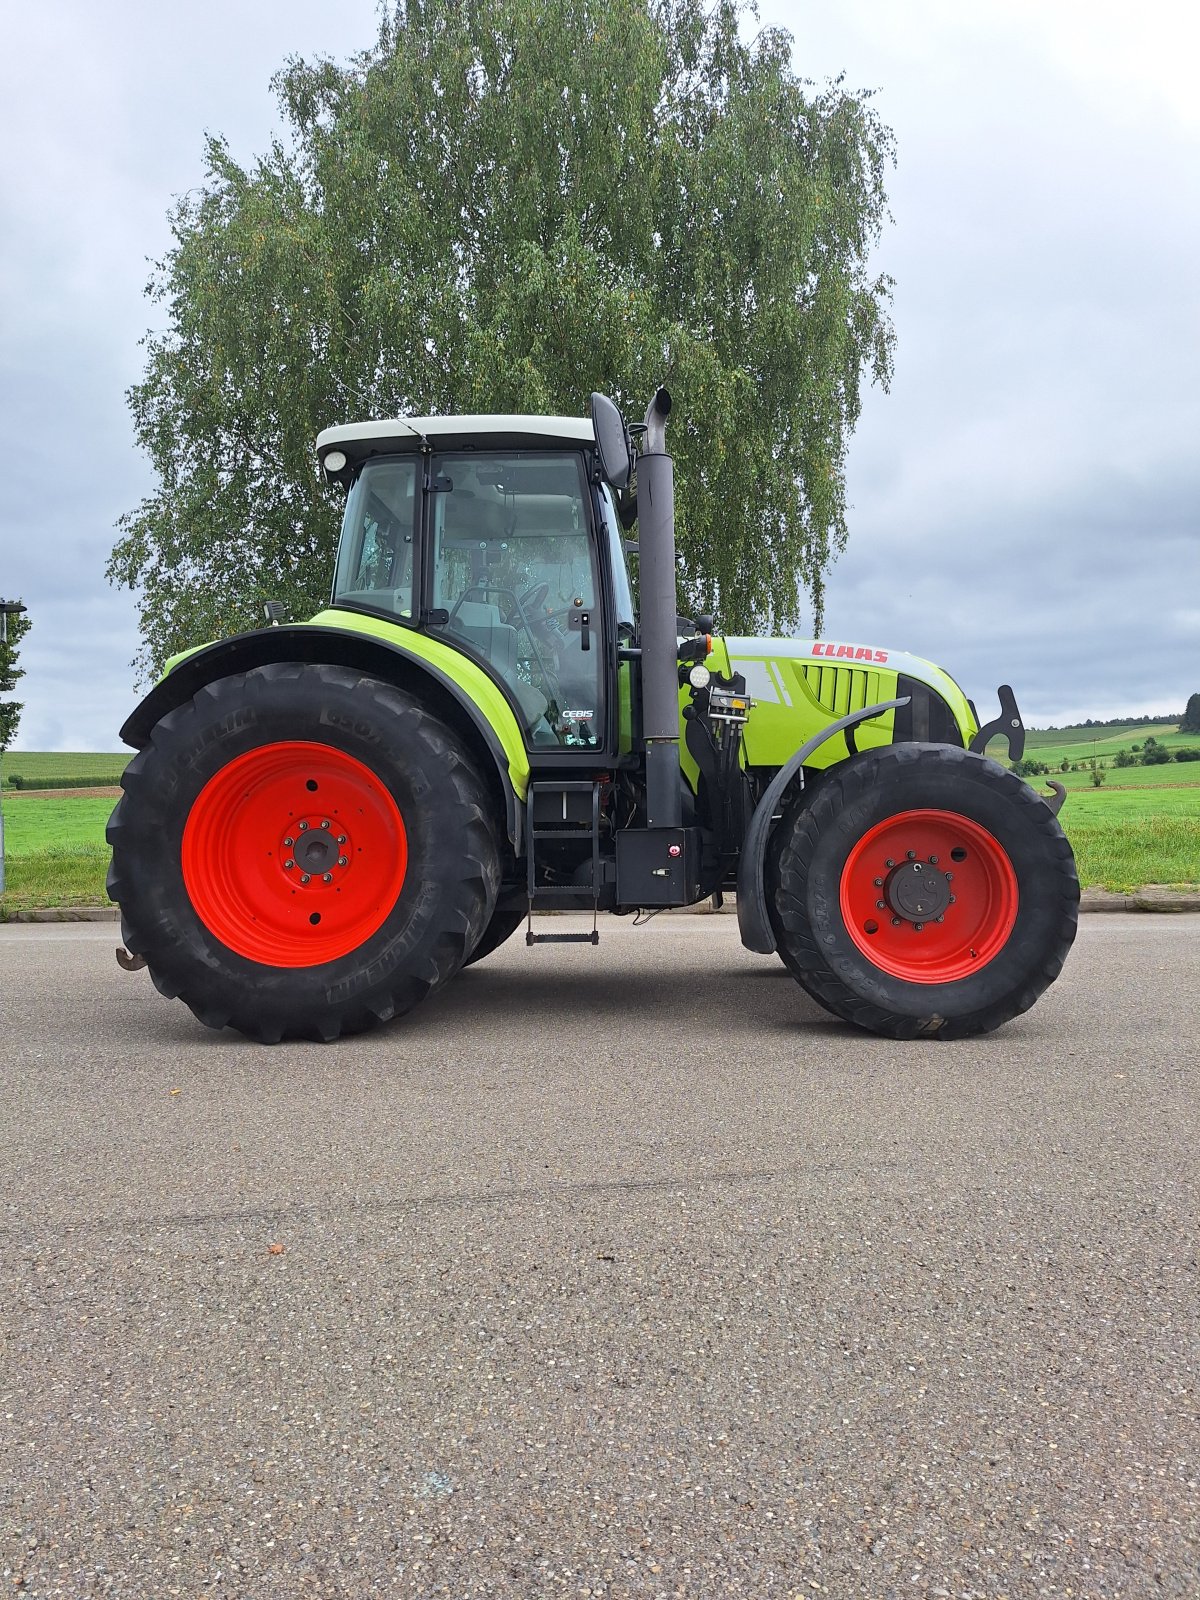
<box><xmin>337</xmin><ymin>834</ymin><xmax>347</xmax><ymax>845</ymax></box>
<box><xmin>914</xmin><ymin>922</ymin><xmax>924</xmax><ymax>931</ymax></box>
<box><xmin>906</xmin><ymin>850</ymin><xmax>916</xmax><ymax>860</ymax></box>
<box><xmin>876</xmin><ymin>899</ymin><xmax>885</xmax><ymax>910</ymax></box>
<box><xmin>300</xmin><ymin>873</ymin><xmax>311</xmax><ymax>885</ymax></box>
<box><xmin>935</xmin><ymin>915</ymin><xmax>945</xmax><ymax>923</ymax></box>
<box><xmin>298</xmin><ymin>821</ymin><xmax>309</xmax><ymax>832</ymax></box>
<box><xmin>945</xmin><ymin>871</ymin><xmax>953</xmax><ymax>881</ymax></box>
<box><xmin>929</xmin><ymin>855</ymin><xmax>939</xmax><ymax>865</ymax></box>
<box><xmin>873</xmin><ymin>877</ymin><xmax>883</xmax><ymax>887</ymax></box>
<box><xmin>321</xmin><ymin>819</ymin><xmax>331</xmax><ymax>830</ymax></box>
<box><xmin>891</xmin><ymin>916</ymin><xmax>901</xmax><ymax>926</ymax></box>
<box><xmin>948</xmin><ymin>894</ymin><xmax>956</xmax><ymax>904</ymax></box>
<box><xmin>322</xmin><ymin>872</ymin><xmax>333</xmax><ymax>883</ymax></box>
<box><xmin>337</xmin><ymin>856</ymin><xmax>348</xmax><ymax>867</ymax></box>
<box><xmin>885</xmin><ymin>858</ymin><xmax>895</xmax><ymax>869</ymax></box>
<box><xmin>283</xmin><ymin>836</ymin><xmax>294</xmax><ymax>847</ymax></box>
<box><xmin>284</xmin><ymin>859</ymin><xmax>295</xmax><ymax>870</ymax></box>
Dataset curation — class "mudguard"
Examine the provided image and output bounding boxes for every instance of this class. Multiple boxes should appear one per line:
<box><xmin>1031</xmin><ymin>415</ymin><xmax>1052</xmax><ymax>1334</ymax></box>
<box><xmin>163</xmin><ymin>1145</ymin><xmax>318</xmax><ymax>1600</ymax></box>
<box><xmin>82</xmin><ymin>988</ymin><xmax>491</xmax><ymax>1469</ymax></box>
<box><xmin>119</xmin><ymin>623</ymin><xmax>529</xmax><ymax>850</ymax></box>
<box><xmin>736</xmin><ymin>698</ymin><xmax>909</xmax><ymax>955</ymax></box>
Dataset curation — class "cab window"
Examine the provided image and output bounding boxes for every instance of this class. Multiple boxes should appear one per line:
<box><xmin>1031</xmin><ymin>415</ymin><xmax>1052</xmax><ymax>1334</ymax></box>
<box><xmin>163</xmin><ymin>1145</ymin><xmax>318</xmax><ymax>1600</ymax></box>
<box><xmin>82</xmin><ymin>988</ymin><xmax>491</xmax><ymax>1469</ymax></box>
<box><xmin>427</xmin><ymin>452</ymin><xmax>602</xmax><ymax>750</ymax></box>
<box><xmin>331</xmin><ymin>460</ymin><xmax>417</xmax><ymax>619</ymax></box>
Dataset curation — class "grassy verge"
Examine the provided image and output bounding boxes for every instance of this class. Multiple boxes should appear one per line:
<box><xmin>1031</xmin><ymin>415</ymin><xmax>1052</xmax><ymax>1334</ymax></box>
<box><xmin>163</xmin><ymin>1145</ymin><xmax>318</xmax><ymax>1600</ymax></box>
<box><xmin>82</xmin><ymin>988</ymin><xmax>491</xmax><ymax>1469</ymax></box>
<box><xmin>1</xmin><ymin>782</ymin><xmax>1198</xmax><ymax>916</ymax></box>
<box><xmin>0</xmin><ymin>847</ymin><xmax>112</xmax><ymax>914</ymax></box>
<box><xmin>1062</xmin><ymin>819</ymin><xmax>1200</xmax><ymax>894</ymax></box>
<box><xmin>0</xmin><ymin>794</ymin><xmax>115</xmax><ymax>916</ymax></box>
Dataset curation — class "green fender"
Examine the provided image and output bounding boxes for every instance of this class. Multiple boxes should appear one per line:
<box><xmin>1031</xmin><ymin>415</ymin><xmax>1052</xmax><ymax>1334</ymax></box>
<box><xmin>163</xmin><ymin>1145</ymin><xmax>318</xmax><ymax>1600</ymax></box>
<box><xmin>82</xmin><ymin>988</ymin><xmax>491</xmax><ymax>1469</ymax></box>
<box><xmin>121</xmin><ymin>615</ymin><xmax>532</xmax><ymax>849</ymax></box>
<box><xmin>735</xmin><ymin>697</ymin><xmax>909</xmax><ymax>954</ymax></box>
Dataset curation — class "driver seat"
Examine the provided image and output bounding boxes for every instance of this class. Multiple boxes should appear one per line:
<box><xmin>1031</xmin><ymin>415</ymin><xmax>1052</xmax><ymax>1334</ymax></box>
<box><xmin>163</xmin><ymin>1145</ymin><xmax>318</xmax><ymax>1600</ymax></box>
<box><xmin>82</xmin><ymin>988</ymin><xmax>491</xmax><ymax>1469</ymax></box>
<box><xmin>450</xmin><ymin>600</ymin><xmax>549</xmax><ymax>732</ymax></box>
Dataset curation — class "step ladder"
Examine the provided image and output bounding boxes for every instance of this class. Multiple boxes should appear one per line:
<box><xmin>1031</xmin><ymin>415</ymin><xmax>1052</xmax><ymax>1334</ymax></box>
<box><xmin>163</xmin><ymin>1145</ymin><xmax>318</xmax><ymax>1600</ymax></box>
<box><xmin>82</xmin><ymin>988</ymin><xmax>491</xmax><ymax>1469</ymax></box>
<box><xmin>525</xmin><ymin>780</ymin><xmax>602</xmax><ymax>946</ymax></box>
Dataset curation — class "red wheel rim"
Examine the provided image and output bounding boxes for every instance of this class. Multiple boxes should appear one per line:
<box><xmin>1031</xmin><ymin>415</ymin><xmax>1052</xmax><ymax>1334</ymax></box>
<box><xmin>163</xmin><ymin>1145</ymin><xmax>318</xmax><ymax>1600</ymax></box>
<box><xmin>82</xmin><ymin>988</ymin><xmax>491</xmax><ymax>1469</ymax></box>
<box><xmin>839</xmin><ymin>808</ymin><xmax>1018</xmax><ymax>984</ymax></box>
<box><xmin>181</xmin><ymin>741</ymin><xmax>408</xmax><ymax>967</ymax></box>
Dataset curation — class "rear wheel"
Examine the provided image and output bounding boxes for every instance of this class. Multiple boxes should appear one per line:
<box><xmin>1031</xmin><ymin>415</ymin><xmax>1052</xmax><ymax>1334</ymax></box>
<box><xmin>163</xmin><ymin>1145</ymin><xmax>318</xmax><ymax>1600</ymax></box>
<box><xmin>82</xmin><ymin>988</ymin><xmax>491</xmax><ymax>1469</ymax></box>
<box><xmin>463</xmin><ymin>886</ymin><xmax>528</xmax><ymax>967</ymax></box>
<box><xmin>107</xmin><ymin>663</ymin><xmax>500</xmax><ymax>1041</ymax></box>
<box><xmin>767</xmin><ymin>743</ymin><xmax>1078</xmax><ymax>1039</ymax></box>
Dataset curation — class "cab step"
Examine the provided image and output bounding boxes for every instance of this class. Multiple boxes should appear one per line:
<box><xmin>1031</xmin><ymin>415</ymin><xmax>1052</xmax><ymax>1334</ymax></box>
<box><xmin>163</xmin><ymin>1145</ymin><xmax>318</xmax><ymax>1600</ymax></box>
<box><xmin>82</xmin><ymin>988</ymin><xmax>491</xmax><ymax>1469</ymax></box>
<box><xmin>525</xmin><ymin>780</ymin><xmax>603</xmax><ymax>947</ymax></box>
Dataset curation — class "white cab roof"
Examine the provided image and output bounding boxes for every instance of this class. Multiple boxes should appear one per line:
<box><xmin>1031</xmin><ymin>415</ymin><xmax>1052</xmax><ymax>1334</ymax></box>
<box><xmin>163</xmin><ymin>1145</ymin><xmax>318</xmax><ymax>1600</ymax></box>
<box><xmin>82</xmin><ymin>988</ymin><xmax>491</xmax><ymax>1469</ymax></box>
<box><xmin>316</xmin><ymin>415</ymin><xmax>596</xmax><ymax>460</ymax></box>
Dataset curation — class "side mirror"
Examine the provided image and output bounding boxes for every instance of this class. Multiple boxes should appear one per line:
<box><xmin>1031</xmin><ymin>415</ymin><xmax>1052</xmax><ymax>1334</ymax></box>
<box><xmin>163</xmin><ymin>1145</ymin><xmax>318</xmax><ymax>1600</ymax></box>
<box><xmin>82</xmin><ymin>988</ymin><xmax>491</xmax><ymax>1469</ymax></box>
<box><xmin>589</xmin><ymin>393</ymin><xmax>633</xmax><ymax>491</ymax></box>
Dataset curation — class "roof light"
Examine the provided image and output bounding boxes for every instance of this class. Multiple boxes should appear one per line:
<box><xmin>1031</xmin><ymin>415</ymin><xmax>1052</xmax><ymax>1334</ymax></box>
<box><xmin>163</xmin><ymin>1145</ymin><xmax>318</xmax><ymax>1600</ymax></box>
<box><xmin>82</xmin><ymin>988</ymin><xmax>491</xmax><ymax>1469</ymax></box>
<box><xmin>324</xmin><ymin>450</ymin><xmax>347</xmax><ymax>474</ymax></box>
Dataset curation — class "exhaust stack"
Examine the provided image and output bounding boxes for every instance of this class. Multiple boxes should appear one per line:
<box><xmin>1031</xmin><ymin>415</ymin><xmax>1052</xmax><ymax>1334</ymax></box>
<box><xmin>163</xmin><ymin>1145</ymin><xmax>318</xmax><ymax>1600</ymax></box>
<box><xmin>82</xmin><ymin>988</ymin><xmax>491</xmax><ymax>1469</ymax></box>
<box><xmin>635</xmin><ymin>387</ymin><xmax>681</xmax><ymax>829</ymax></box>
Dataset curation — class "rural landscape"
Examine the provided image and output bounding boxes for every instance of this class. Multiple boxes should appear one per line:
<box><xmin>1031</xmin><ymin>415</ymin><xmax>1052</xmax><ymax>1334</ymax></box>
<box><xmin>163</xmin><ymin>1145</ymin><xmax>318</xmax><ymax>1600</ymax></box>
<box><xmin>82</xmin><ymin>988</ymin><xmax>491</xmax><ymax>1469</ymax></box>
<box><xmin>3</xmin><ymin>0</ymin><xmax>1197</xmax><ymax>1594</ymax></box>
<box><xmin>2</xmin><ymin>708</ymin><xmax>1198</xmax><ymax>917</ymax></box>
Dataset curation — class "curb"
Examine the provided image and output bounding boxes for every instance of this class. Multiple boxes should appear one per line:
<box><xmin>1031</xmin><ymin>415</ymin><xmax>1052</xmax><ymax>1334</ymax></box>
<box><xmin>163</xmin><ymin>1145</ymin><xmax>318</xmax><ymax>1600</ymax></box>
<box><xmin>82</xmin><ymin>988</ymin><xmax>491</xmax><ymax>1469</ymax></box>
<box><xmin>1077</xmin><ymin>887</ymin><xmax>1200</xmax><ymax>913</ymax></box>
<box><xmin>679</xmin><ymin>890</ymin><xmax>1200</xmax><ymax>915</ymax></box>
<box><xmin>4</xmin><ymin>906</ymin><xmax>121</xmax><ymax>923</ymax></box>
<box><xmin>5</xmin><ymin>891</ymin><xmax>1200</xmax><ymax>923</ymax></box>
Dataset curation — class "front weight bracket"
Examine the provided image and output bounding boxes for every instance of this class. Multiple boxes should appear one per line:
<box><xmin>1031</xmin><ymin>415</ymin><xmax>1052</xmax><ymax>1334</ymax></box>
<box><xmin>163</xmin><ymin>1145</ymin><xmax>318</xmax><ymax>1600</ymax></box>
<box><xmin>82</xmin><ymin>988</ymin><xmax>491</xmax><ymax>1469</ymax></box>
<box><xmin>969</xmin><ymin>684</ymin><xmax>1025</xmax><ymax>762</ymax></box>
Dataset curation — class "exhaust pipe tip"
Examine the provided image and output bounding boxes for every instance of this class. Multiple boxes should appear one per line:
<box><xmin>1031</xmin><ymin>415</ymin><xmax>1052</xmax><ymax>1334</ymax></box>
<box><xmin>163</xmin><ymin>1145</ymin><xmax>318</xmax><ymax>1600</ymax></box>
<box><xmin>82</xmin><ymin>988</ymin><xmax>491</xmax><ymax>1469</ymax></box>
<box><xmin>643</xmin><ymin>387</ymin><xmax>673</xmax><ymax>453</ymax></box>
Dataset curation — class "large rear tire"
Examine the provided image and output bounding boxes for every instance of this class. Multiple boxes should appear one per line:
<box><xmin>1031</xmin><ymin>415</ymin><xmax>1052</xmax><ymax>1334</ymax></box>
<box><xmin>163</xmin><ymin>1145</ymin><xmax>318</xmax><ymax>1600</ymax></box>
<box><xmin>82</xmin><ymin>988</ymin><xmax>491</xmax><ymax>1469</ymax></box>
<box><xmin>107</xmin><ymin>663</ymin><xmax>500</xmax><ymax>1041</ymax></box>
<box><xmin>462</xmin><ymin>886</ymin><xmax>528</xmax><ymax>967</ymax></box>
<box><xmin>767</xmin><ymin>743</ymin><xmax>1078</xmax><ymax>1039</ymax></box>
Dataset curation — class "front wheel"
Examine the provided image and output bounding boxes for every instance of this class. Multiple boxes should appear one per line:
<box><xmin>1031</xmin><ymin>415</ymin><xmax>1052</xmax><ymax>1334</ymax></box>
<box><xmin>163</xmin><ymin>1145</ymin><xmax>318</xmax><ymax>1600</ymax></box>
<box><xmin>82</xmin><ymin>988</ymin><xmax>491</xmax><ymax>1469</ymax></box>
<box><xmin>107</xmin><ymin>663</ymin><xmax>500</xmax><ymax>1041</ymax></box>
<box><xmin>767</xmin><ymin>743</ymin><xmax>1078</xmax><ymax>1039</ymax></box>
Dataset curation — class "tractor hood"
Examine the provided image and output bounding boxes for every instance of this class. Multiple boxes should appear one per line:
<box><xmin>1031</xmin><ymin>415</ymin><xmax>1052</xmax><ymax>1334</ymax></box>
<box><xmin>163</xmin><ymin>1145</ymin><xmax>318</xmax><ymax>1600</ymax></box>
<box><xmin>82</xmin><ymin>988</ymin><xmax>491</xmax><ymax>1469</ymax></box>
<box><xmin>720</xmin><ymin>635</ymin><xmax>979</xmax><ymax>769</ymax></box>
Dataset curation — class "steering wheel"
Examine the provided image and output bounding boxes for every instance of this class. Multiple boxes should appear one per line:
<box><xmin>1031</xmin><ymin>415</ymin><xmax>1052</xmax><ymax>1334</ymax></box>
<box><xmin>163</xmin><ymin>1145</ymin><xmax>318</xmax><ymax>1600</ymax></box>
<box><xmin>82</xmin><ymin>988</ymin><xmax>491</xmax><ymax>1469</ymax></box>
<box><xmin>512</xmin><ymin>581</ymin><xmax>550</xmax><ymax>618</ymax></box>
<box><xmin>510</xmin><ymin>581</ymin><xmax>586</xmax><ymax>631</ymax></box>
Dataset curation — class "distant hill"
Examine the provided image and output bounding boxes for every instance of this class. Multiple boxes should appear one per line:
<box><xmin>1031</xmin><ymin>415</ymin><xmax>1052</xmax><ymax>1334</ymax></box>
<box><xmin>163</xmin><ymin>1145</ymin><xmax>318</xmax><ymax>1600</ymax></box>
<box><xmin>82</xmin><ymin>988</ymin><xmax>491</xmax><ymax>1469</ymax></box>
<box><xmin>1029</xmin><ymin>714</ymin><xmax>1181</xmax><ymax>735</ymax></box>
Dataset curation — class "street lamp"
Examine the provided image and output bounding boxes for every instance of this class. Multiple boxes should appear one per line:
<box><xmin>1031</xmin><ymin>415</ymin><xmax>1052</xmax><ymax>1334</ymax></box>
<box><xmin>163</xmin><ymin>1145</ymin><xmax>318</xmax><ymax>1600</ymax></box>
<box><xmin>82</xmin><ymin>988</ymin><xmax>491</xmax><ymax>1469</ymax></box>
<box><xmin>0</xmin><ymin>598</ymin><xmax>29</xmax><ymax>897</ymax></box>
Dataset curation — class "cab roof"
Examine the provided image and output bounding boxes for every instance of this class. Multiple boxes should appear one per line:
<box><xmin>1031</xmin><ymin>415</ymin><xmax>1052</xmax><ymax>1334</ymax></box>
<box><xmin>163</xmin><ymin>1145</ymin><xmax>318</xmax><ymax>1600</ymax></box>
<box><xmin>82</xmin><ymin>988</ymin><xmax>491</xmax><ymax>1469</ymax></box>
<box><xmin>316</xmin><ymin>414</ymin><xmax>596</xmax><ymax>472</ymax></box>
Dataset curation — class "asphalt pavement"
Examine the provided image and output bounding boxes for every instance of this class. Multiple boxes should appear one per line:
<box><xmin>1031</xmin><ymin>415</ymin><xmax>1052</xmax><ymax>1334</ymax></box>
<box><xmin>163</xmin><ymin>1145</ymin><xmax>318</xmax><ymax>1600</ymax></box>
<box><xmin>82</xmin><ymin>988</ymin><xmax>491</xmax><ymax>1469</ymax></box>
<box><xmin>1</xmin><ymin>915</ymin><xmax>1197</xmax><ymax>1598</ymax></box>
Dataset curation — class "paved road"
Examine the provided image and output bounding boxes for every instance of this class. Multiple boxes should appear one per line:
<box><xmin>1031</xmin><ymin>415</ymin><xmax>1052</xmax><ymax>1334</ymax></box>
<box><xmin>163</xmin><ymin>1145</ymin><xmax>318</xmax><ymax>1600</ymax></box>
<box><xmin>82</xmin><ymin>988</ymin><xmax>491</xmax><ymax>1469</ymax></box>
<box><xmin>1</xmin><ymin>916</ymin><xmax>1196</xmax><ymax>1598</ymax></box>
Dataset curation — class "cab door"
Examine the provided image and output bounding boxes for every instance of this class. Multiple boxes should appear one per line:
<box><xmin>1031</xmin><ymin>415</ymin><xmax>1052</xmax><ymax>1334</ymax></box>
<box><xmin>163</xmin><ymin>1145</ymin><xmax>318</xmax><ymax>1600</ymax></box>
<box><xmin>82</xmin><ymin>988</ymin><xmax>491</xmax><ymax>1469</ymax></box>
<box><xmin>424</xmin><ymin>449</ymin><xmax>607</xmax><ymax>753</ymax></box>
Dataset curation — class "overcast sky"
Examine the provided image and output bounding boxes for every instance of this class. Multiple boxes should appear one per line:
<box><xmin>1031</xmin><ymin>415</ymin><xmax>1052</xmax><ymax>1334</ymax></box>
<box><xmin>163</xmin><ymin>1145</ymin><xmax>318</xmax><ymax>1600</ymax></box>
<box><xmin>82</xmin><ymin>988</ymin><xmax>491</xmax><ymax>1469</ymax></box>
<box><xmin>1</xmin><ymin>0</ymin><xmax>1196</xmax><ymax>750</ymax></box>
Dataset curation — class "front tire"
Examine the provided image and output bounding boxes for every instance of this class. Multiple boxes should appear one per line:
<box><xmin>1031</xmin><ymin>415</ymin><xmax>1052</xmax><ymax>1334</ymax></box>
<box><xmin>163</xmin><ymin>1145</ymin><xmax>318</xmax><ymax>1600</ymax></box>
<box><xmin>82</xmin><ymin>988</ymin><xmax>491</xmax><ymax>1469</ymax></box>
<box><xmin>767</xmin><ymin>743</ymin><xmax>1078</xmax><ymax>1039</ymax></box>
<box><xmin>107</xmin><ymin>663</ymin><xmax>500</xmax><ymax>1042</ymax></box>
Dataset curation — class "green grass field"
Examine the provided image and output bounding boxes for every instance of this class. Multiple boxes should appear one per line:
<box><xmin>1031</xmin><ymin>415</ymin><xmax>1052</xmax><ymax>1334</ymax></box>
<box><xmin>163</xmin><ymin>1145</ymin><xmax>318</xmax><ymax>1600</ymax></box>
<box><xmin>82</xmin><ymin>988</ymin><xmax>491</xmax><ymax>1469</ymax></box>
<box><xmin>1</xmin><ymin>795</ymin><xmax>115</xmax><ymax>912</ymax></box>
<box><xmin>1023</xmin><ymin>721</ymin><xmax>1197</xmax><ymax>768</ymax></box>
<box><xmin>1</xmin><ymin>751</ymin><xmax>130</xmax><ymax>787</ymax></box>
<box><xmin>1032</xmin><ymin>762</ymin><xmax>1200</xmax><ymax>792</ymax></box>
<box><xmin>2</xmin><ymin>779</ymin><xmax>1197</xmax><ymax>914</ymax></box>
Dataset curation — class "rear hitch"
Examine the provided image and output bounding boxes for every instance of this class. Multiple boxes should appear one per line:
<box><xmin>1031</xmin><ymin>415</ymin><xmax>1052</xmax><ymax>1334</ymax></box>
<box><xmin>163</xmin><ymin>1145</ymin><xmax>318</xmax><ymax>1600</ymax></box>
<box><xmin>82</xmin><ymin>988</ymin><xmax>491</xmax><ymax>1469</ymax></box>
<box><xmin>116</xmin><ymin>947</ymin><xmax>147</xmax><ymax>972</ymax></box>
<box><xmin>1042</xmin><ymin>780</ymin><xmax>1067</xmax><ymax>816</ymax></box>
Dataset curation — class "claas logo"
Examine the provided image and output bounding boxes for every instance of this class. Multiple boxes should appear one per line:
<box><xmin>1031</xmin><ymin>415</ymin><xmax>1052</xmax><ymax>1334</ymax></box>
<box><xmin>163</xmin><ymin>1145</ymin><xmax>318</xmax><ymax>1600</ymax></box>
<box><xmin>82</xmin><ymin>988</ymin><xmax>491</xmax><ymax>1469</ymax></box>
<box><xmin>811</xmin><ymin>642</ymin><xmax>889</xmax><ymax>664</ymax></box>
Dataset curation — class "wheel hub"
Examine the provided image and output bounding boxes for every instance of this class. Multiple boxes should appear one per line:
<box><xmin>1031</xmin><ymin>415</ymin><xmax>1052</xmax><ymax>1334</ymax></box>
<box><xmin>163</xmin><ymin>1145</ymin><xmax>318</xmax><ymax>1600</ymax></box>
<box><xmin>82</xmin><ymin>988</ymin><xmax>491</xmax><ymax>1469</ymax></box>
<box><xmin>280</xmin><ymin>818</ymin><xmax>351</xmax><ymax>886</ymax></box>
<box><xmin>885</xmin><ymin>859</ymin><xmax>951</xmax><ymax>924</ymax></box>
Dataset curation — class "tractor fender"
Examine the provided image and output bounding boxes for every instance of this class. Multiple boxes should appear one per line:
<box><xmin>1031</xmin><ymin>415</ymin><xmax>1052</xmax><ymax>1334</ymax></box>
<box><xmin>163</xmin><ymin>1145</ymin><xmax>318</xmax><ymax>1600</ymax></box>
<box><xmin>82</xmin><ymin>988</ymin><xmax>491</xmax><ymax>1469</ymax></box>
<box><xmin>119</xmin><ymin>624</ymin><xmax>527</xmax><ymax>851</ymax></box>
<box><xmin>736</xmin><ymin>698</ymin><xmax>909</xmax><ymax>955</ymax></box>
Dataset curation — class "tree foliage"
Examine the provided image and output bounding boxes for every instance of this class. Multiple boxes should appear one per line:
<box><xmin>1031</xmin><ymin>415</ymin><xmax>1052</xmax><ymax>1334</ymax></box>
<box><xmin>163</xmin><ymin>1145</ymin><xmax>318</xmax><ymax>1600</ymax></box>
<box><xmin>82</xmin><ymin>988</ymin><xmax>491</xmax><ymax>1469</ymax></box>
<box><xmin>0</xmin><ymin>602</ymin><xmax>31</xmax><ymax>754</ymax></box>
<box><xmin>110</xmin><ymin>0</ymin><xmax>894</xmax><ymax>678</ymax></box>
<box><xmin>1181</xmin><ymin>692</ymin><xmax>1200</xmax><ymax>734</ymax></box>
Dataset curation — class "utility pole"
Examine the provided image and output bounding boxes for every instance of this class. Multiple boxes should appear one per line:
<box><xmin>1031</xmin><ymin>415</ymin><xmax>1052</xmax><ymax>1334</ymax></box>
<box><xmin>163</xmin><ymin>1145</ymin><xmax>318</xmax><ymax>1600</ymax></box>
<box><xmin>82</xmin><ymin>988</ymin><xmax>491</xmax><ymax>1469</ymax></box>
<box><xmin>0</xmin><ymin>598</ymin><xmax>29</xmax><ymax>896</ymax></box>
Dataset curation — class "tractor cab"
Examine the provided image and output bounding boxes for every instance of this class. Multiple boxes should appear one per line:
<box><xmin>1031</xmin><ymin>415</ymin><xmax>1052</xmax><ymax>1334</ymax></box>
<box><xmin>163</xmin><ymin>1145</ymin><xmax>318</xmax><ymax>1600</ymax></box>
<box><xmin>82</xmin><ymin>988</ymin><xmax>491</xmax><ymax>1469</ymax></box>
<box><xmin>322</xmin><ymin>417</ymin><xmax>634</xmax><ymax>757</ymax></box>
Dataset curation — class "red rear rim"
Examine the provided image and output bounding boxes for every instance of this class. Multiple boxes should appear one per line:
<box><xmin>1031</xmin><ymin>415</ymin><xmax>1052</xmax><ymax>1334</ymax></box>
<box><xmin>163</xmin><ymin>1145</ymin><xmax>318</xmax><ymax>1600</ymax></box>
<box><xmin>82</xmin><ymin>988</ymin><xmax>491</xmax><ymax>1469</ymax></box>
<box><xmin>839</xmin><ymin>808</ymin><xmax>1018</xmax><ymax>984</ymax></box>
<box><xmin>181</xmin><ymin>741</ymin><xmax>408</xmax><ymax>967</ymax></box>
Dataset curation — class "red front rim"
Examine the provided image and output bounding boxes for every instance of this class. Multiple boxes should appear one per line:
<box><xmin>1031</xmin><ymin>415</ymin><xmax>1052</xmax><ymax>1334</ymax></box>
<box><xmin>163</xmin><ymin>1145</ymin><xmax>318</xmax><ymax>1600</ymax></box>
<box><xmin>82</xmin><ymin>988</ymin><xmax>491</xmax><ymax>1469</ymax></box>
<box><xmin>181</xmin><ymin>741</ymin><xmax>408</xmax><ymax>967</ymax></box>
<box><xmin>839</xmin><ymin>808</ymin><xmax>1018</xmax><ymax>984</ymax></box>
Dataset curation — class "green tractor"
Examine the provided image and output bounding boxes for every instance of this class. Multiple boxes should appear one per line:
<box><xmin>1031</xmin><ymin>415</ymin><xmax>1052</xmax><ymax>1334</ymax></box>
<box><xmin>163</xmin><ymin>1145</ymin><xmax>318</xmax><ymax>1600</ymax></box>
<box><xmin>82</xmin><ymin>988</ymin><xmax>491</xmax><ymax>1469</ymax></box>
<box><xmin>107</xmin><ymin>390</ymin><xmax>1078</xmax><ymax>1042</ymax></box>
